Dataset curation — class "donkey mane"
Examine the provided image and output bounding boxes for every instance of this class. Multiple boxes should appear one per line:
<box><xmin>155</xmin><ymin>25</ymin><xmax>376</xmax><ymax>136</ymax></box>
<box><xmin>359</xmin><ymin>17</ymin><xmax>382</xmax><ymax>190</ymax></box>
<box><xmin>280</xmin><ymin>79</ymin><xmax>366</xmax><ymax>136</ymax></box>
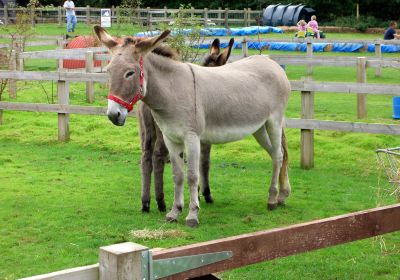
<box><xmin>121</xmin><ymin>36</ymin><xmax>179</xmax><ymax>61</ymax></box>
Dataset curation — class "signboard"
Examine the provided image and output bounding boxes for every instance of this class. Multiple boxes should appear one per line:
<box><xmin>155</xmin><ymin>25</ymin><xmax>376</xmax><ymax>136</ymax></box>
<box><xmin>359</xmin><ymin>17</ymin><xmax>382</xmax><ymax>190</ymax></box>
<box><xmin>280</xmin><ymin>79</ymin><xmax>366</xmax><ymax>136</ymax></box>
<box><xmin>101</xmin><ymin>9</ymin><xmax>111</xmax><ymax>28</ymax></box>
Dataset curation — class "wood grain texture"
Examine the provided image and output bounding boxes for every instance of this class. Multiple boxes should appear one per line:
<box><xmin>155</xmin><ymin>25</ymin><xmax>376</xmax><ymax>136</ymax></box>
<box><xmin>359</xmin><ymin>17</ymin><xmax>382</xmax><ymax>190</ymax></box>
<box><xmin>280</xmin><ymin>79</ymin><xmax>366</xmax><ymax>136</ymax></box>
<box><xmin>153</xmin><ymin>204</ymin><xmax>400</xmax><ymax>279</ymax></box>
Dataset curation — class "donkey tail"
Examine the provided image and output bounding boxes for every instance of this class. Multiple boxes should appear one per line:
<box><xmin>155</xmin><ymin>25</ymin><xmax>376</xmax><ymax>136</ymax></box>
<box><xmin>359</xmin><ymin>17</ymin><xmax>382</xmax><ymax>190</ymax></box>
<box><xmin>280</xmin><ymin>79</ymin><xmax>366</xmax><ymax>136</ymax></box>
<box><xmin>280</xmin><ymin>128</ymin><xmax>289</xmax><ymax>180</ymax></box>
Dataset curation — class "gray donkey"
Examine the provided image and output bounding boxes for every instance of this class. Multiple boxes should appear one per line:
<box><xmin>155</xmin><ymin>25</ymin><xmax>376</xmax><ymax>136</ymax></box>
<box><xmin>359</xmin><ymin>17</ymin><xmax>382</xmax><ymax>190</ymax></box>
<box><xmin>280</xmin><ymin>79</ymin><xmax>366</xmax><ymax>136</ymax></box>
<box><xmin>94</xmin><ymin>26</ymin><xmax>291</xmax><ymax>227</ymax></box>
<box><xmin>138</xmin><ymin>38</ymin><xmax>235</xmax><ymax>213</ymax></box>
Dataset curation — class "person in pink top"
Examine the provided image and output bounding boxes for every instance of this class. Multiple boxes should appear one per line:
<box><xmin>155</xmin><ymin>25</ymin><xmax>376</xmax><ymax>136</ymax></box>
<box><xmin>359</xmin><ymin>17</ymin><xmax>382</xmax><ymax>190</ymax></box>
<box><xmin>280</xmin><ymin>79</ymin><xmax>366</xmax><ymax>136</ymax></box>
<box><xmin>307</xmin><ymin>15</ymin><xmax>320</xmax><ymax>39</ymax></box>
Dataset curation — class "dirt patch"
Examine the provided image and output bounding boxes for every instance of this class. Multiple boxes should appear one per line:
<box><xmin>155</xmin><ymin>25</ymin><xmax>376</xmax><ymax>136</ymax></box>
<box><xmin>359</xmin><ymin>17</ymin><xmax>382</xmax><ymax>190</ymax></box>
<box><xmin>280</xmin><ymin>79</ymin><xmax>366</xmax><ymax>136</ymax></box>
<box><xmin>130</xmin><ymin>228</ymin><xmax>187</xmax><ymax>240</ymax></box>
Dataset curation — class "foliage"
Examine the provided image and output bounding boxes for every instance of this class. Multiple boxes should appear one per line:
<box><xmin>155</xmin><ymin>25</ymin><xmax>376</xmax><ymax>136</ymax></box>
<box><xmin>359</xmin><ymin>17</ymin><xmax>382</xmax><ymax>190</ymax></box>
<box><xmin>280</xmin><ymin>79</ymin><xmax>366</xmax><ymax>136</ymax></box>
<box><xmin>326</xmin><ymin>15</ymin><xmax>390</xmax><ymax>31</ymax></box>
<box><xmin>160</xmin><ymin>4</ymin><xmax>203</xmax><ymax>63</ymax></box>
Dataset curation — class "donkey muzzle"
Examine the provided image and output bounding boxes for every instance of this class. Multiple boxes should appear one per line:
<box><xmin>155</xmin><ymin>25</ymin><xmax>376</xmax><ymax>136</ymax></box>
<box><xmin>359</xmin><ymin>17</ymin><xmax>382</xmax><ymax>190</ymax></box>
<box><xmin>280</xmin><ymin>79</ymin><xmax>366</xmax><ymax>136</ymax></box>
<box><xmin>107</xmin><ymin>100</ymin><xmax>128</xmax><ymax>126</ymax></box>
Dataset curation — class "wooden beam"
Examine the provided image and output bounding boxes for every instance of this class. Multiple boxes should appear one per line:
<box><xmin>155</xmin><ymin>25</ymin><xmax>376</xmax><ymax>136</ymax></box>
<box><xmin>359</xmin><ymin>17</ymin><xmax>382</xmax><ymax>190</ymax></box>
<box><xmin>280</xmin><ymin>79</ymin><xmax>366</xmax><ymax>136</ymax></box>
<box><xmin>19</xmin><ymin>264</ymin><xmax>98</xmax><ymax>280</ymax></box>
<box><xmin>286</xmin><ymin>119</ymin><xmax>400</xmax><ymax>135</ymax></box>
<box><xmin>300</xmin><ymin>91</ymin><xmax>314</xmax><ymax>169</ymax></box>
<box><xmin>153</xmin><ymin>204</ymin><xmax>400</xmax><ymax>279</ymax></box>
<box><xmin>356</xmin><ymin>57</ymin><xmax>367</xmax><ymax>119</ymax></box>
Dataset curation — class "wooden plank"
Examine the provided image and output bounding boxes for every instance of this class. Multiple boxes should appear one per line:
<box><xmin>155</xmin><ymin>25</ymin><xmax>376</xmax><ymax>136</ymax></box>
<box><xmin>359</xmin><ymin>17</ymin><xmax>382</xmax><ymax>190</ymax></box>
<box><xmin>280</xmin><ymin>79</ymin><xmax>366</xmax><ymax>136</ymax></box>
<box><xmin>57</xmin><ymin>80</ymin><xmax>69</xmax><ymax>142</ymax></box>
<box><xmin>306</xmin><ymin>42</ymin><xmax>313</xmax><ymax>77</ymax></box>
<box><xmin>85</xmin><ymin>51</ymin><xmax>94</xmax><ymax>103</ymax></box>
<box><xmin>356</xmin><ymin>57</ymin><xmax>367</xmax><ymax>119</ymax></box>
<box><xmin>20</xmin><ymin>47</ymin><xmax>107</xmax><ymax>59</ymax></box>
<box><xmin>374</xmin><ymin>43</ymin><xmax>382</xmax><ymax>76</ymax></box>
<box><xmin>8</xmin><ymin>50</ymin><xmax>17</xmax><ymax>99</ymax></box>
<box><xmin>289</xmin><ymin>80</ymin><xmax>400</xmax><ymax>95</ymax></box>
<box><xmin>153</xmin><ymin>204</ymin><xmax>400</xmax><ymax>280</ymax></box>
<box><xmin>19</xmin><ymin>264</ymin><xmax>98</xmax><ymax>280</ymax></box>
<box><xmin>0</xmin><ymin>71</ymin><xmax>108</xmax><ymax>83</ymax></box>
<box><xmin>300</xmin><ymin>91</ymin><xmax>314</xmax><ymax>169</ymax></box>
<box><xmin>286</xmin><ymin>119</ymin><xmax>400</xmax><ymax>135</ymax></box>
<box><xmin>99</xmin><ymin>242</ymin><xmax>148</xmax><ymax>280</ymax></box>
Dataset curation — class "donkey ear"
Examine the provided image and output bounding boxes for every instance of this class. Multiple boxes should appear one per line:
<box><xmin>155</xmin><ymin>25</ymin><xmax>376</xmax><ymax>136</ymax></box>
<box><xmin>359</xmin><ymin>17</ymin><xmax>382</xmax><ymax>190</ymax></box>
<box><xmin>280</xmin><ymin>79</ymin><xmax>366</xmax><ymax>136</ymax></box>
<box><xmin>134</xmin><ymin>30</ymin><xmax>171</xmax><ymax>55</ymax></box>
<box><xmin>210</xmin><ymin>38</ymin><xmax>220</xmax><ymax>55</ymax></box>
<box><xmin>217</xmin><ymin>38</ymin><xmax>234</xmax><ymax>65</ymax></box>
<box><xmin>93</xmin><ymin>25</ymin><xmax>118</xmax><ymax>51</ymax></box>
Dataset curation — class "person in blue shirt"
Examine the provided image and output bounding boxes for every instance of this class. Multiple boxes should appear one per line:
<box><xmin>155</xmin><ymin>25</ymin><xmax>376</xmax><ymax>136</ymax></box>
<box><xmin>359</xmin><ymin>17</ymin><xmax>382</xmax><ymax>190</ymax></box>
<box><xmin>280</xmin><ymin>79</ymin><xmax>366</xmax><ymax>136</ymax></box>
<box><xmin>384</xmin><ymin>21</ymin><xmax>400</xmax><ymax>40</ymax></box>
<box><xmin>63</xmin><ymin>0</ymin><xmax>77</xmax><ymax>33</ymax></box>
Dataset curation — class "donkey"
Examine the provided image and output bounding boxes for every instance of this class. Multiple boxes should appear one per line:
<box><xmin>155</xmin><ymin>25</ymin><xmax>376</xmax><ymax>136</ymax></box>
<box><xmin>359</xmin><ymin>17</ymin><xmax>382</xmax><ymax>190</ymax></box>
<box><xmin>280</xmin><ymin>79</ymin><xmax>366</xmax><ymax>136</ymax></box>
<box><xmin>139</xmin><ymin>38</ymin><xmax>235</xmax><ymax>213</ymax></box>
<box><xmin>94</xmin><ymin>26</ymin><xmax>291</xmax><ymax>227</ymax></box>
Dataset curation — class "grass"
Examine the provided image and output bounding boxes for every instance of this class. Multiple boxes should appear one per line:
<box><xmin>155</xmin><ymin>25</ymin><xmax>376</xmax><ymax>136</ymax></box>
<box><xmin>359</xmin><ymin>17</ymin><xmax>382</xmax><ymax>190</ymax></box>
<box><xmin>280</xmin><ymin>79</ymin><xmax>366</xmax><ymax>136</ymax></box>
<box><xmin>1</xmin><ymin>24</ymin><xmax>400</xmax><ymax>279</ymax></box>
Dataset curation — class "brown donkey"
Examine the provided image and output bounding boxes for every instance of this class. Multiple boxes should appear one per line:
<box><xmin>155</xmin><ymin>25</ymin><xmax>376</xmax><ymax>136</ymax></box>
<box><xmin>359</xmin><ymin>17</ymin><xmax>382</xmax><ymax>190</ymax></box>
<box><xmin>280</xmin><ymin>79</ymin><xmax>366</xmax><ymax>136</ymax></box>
<box><xmin>95</xmin><ymin>26</ymin><xmax>291</xmax><ymax>227</ymax></box>
<box><xmin>139</xmin><ymin>38</ymin><xmax>234</xmax><ymax>213</ymax></box>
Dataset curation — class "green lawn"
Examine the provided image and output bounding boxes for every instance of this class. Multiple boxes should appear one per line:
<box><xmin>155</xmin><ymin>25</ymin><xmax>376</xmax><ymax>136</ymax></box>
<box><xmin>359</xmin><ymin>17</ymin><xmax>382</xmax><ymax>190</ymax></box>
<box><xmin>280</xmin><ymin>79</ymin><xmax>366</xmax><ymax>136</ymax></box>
<box><xmin>0</xmin><ymin>24</ymin><xmax>400</xmax><ymax>280</ymax></box>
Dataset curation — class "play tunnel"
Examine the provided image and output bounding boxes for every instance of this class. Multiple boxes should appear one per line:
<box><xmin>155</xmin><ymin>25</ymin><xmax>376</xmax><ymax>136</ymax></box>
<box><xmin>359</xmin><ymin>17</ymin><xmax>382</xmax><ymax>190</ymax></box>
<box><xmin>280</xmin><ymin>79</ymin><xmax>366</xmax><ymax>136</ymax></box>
<box><xmin>263</xmin><ymin>4</ymin><xmax>316</xmax><ymax>26</ymax></box>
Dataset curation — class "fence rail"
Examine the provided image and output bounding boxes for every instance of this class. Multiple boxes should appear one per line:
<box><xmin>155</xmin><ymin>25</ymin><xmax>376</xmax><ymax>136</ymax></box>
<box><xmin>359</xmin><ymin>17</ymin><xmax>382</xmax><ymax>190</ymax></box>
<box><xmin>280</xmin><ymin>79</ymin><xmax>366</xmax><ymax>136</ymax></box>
<box><xmin>0</xmin><ymin>6</ymin><xmax>261</xmax><ymax>27</ymax></box>
<box><xmin>19</xmin><ymin>203</ymin><xmax>400</xmax><ymax>280</ymax></box>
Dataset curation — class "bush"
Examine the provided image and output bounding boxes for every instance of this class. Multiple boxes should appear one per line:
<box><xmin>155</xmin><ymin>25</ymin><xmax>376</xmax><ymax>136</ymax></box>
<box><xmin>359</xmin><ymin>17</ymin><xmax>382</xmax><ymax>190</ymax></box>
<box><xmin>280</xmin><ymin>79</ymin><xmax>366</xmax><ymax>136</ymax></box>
<box><xmin>325</xmin><ymin>16</ymin><xmax>390</xmax><ymax>31</ymax></box>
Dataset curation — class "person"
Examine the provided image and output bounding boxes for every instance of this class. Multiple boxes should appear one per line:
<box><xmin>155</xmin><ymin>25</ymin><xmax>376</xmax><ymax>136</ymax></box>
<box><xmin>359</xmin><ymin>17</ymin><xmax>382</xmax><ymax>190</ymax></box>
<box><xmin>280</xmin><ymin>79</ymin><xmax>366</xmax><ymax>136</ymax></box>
<box><xmin>63</xmin><ymin>0</ymin><xmax>77</xmax><ymax>33</ymax></box>
<box><xmin>307</xmin><ymin>15</ymin><xmax>320</xmax><ymax>39</ymax></box>
<box><xmin>296</xmin><ymin>19</ymin><xmax>307</xmax><ymax>38</ymax></box>
<box><xmin>384</xmin><ymin>21</ymin><xmax>400</xmax><ymax>40</ymax></box>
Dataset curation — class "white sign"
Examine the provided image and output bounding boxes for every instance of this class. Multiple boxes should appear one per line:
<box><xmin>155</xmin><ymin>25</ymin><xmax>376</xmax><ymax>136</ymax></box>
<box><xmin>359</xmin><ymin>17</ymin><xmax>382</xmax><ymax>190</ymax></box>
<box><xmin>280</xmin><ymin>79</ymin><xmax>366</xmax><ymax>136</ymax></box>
<box><xmin>101</xmin><ymin>9</ymin><xmax>111</xmax><ymax>28</ymax></box>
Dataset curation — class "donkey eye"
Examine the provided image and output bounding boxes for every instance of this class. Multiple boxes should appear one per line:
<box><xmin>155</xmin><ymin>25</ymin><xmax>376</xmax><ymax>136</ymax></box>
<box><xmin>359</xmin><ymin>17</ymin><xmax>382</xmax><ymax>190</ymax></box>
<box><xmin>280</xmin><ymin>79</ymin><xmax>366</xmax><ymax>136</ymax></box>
<box><xmin>124</xmin><ymin>70</ymin><xmax>135</xmax><ymax>79</ymax></box>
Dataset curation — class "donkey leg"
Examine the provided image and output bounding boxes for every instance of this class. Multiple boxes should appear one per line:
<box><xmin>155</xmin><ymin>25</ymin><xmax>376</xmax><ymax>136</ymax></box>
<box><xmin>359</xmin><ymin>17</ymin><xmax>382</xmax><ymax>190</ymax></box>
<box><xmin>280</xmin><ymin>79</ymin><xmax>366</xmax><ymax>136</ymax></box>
<box><xmin>138</xmin><ymin>105</ymin><xmax>155</xmax><ymax>213</ymax></box>
<box><xmin>163</xmin><ymin>137</ymin><xmax>184</xmax><ymax>222</ymax></box>
<box><xmin>153</xmin><ymin>126</ymin><xmax>168</xmax><ymax>212</ymax></box>
<box><xmin>265</xmin><ymin>120</ymin><xmax>284</xmax><ymax>210</ymax></box>
<box><xmin>200</xmin><ymin>143</ymin><xmax>213</xmax><ymax>203</ymax></box>
<box><xmin>185</xmin><ymin>133</ymin><xmax>201</xmax><ymax>227</ymax></box>
<box><xmin>278</xmin><ymin>129</ymin><xmax>291</xmax><ymax>205</ymax></box>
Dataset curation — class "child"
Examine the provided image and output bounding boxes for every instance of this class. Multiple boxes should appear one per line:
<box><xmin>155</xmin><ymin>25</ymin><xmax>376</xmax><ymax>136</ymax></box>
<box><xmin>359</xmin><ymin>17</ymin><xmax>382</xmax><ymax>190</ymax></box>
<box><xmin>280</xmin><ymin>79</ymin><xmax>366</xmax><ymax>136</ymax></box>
<box><xmin>307</xmin><ymin>15</ymin><xmax>320</xmax><ymax>39</ymax></box>
<box><xmin>296</xmin><ymin>20</ymin><xmax>307</xmax><ymax>38</ymax></box>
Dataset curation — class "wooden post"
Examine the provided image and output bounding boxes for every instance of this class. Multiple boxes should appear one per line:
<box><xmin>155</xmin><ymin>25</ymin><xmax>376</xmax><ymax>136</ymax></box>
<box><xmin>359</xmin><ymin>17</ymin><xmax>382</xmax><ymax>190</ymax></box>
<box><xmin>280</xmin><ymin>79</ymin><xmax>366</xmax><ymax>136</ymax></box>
<box><xmin>164</xmin><ymin>6</ymin><xmax>167</xmax><ymax>23</ymax></box>
<box><xmin>58</xmin><ymin>6</ymin><xmax>62</xmax><ymax>27</ymax></box>
<box><xmin>224</xmin><ymin>8</ymin><xmax>229</xmax><ymax>28</ymax></box>
<box><xmin>57</xmin><ymin>37</ymin><xmax>65</xmax><ymax>70</ymax></box>
<box><xmin>99</xmin><ymin>242</ymin><xmax>148</xmax><ymax>280</ymax></box>
<box><xmin>356</xmin><ymin>57</ymin><xmax>367</xmax><ymax>119</ymax></box>
<box><xmin>306</xmin><ymin>41</ymin><xmax>313</xmax><ymax>77</ymax></box>
<box><xmin>4</xmin><ymin>5</ymin><xmax>8</xmax><ymax>25</ymax></box>
<box><xmin>146</xmin><ymin>7</ymin><xmax>151</xmax><ymax>29</ymax></box>
<box><xmin>243</xmin><ymin>8</ymin><xmax>248</xmax><ymax>27</ymax></box>
<box><xmin>247</xmin><ymin>8</ymin><xmax>252</xmax><ymax>26</ymax></box>
<box><xmin>301</xmin><ymin>91</ymin><xmax>314</xmax><ymax>169</ymax></box>
<box><xmin>8</xmin><ymin>50</ymin><xmax>16</xmax><ymax>99</ymax></box>
<box><xmin>204</xmin><ymin>8</ymin><xmax>208</xmax><ymax>27</ymax></box>
<box><xmin>242</xmin><ymin>37</ymin><xmax>248</xmax><ymax>57</ymax></box>
<box><xmin>57</xmin><ymin>80</ymin><xmax>70</xmax><ymax>142</ymax></box>
<box><xmin>116</xmin><ymin>6</ymin><xmax>120</xmax><ymax>25</ymax></box>
<box><xmin>30</xmin><ymin>6</ymin><xmax>35</xmax><ymax>27</ymax></box>
<box><xmin>374</xmin><ymin>43</ymin><xmax>381</xmax><ymax>77</ymax></box>
<box><xmin>356</xmin><ymin>3</ymin><xmax>359</xmax><ymax>20</ymax></box>
<box><xmin>218</xmin><ymin>7</ymin><xmax>221</xmax><ymax>23</ymax></box>
<box><xmin>111</xmin><ymin>5</ymin><xmax>115</xmax><ymax>23</ymax></box>
<box><xmin>86</xmin><ymin>5</ymin><xmax>90</xmax><ymax>24</ymax></box>
<box><xmin>85</xmin><ymin>51</ymin><xmax>94</xmax><ymax>103</ymax></box>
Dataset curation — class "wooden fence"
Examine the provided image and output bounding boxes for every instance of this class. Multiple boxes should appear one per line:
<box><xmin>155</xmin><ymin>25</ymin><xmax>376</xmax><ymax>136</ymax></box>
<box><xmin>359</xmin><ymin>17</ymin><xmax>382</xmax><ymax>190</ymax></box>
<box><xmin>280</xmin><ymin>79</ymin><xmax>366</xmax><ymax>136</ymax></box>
<box><xmin>19</xmin><ymin>203</ymin><xmax>400</xmax><ymax>279</ymax></box>
<box><xmin>0</xmin><ymin>41</ymin><xmax>400</xmax><ymax>169</ymax></box>
<box><xmin>0</xmin><ymin>6</ymin><xmax>261</xmax><ymax>28</ymax></box>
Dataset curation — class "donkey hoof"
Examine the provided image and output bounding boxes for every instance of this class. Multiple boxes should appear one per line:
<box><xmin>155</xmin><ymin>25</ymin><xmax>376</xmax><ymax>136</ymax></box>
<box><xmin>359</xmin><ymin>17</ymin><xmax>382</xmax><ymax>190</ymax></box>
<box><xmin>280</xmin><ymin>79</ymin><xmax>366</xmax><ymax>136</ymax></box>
<box><xmin>185</xmin><ymin>218</ymin><xmax>199</xmax><ymax>228</ymax></box>
<box><xmin>166</xmin><ymin>215</ymin><xmax>178</xmax><ymax>223</ymax></box>
<box><xmin>204</xmin><ymin>194</ymin><xmax>214</xmax><ymax>204</ymax></box>
<box><xmin>157</xmin><ymin>201</ymin><xmax>166</xmax><ymax>212</ymax></box>
<box><xmin>278</xmin><ymin>200</ymin><xmax>286</xmax><ymax>206</ymax></box>
<box><xmin>142</xmin><ymin>202</ymin><xmax>150</xmax><ymax>213</ymax></box>
<box><xmin>267</xmin><ymin>203</ymin><xmax>278</xmax><ymax>210</ymax></box>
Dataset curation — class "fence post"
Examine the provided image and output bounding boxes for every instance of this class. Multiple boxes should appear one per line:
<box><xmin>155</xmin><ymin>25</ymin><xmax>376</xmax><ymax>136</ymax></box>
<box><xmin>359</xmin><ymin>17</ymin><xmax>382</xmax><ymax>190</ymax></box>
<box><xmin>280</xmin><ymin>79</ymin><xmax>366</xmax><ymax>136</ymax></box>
<box><xmin>242</xmin><ymin>37</ymin><xmax>248</xmax><ymax>57</ymax></box>
<box><xmin>86</xmin><ymin>51</ymin><xmax>94</xmax><ymax>103</ymax></box>
<box><xmin>86</xmin><ymin>5</ymin><xmax>90</xmax><ymax>24</ymax></box>
<box><xmin>58</xmin><ymin>6</ymin><xmax>62</xmax><ymax>26</ymax></box>
<box><xmin>356</xmin><ymin>57</ymin><xmax>367</xmax><ymax>119</ymax></box>
<box><xmin>99</xmin><ymin>242</ymin><xmax>149</xmax><ymax>280</ymax></box>
<box><xmin>8</xmin><ymin>50</ymin><xmax>16</xmax><ymax>99</ymax></box>
<box><xmin>16</xmin><ymin>42</ymin><xmax>24</xmax><ymax>71</ymax></box>
<box><xmin>57</xmin><ymin>37</ymin><xmax>65</xmax><ymax>70</ymax></box>
<box><xmin>116</xmin><ymin>6</ymin><xmax>120</xmax><ymax>25</ymax></box>
<box><xmin>247</xmin><ymin>7</ymin><xmax>252</xmax><ymax>26</ymax></box>
<box><xmin>224</xmin><ymin>8</ymin><xmax>229</xmax><ymax>28</ymax></box>
<box><xmin>218</xmin><ymin>7</ymin><xmax>221</xmax><ymax>23</ymax></box>
<box><xmin>243</xmin><ymin>8</ymin><xmax>248</xmax><ymax>27</ymax></box>
<box><xmin>4</xmin><ymin>5</ymin><xmax>8</xmax><ymax>25</ymax></box>
<box><xmin>306</xmin><ymin>41</ymin><xmax>313</xmax><ymax>77</ymax></box>
<box><xmin>111</xmin><ymin>5</ymin><xmax>115</xmax><ymax>23</ymax></box>
<box><xmin>30</xmin><ymin>6</ymin><xmax>35</xmax><ymax>27</ymax></box>
<box><xmin>146</xmin><ymin>7</ymin><xmax>151</xmax><ymax>28</ymax></box>
<box><xmin>204</xmin><ymin>8</ymin><xmax>208</xmax><ymax>27</ymax></box>
<box><xmin>164</xmin><ymin>6</ymin><xmax>167</xmax><ymax>23</ymax></box>
<box><xmin>57</xmin><ymin>80</ymin><xmax>70</xmax><ymax>142</ymax></box>
<box><xmin>374</xmin><ymin>43</ymin><xmax>382</xmax><ymax>77</ymax></box>
<box><xmin>301</xmin><ymin>90</ymin><xmax>314</xmax><ymax>169</ymax></box>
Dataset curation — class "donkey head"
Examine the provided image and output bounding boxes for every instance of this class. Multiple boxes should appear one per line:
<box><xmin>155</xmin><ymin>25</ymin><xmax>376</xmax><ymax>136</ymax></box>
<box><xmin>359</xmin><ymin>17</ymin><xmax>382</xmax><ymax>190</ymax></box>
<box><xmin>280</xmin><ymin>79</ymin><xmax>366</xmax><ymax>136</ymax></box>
<box><xmin>202</xmin><ymin>38</ymin><xmax>234</xmax><ymax>67</ymax></box>
<box><xmin>93</xmin><ymin>26</ymin><xmax>171</xmax><ymax>126</ymax></box>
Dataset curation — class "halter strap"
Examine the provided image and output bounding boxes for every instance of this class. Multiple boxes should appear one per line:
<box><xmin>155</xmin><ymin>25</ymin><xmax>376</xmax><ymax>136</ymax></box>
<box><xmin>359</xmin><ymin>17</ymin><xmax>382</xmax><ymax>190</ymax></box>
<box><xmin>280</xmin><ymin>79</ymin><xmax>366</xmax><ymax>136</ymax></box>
<box><xmin>107</xmin><ymin>55</ymin><xmax>144</xmax><ymax>112</ymax></box>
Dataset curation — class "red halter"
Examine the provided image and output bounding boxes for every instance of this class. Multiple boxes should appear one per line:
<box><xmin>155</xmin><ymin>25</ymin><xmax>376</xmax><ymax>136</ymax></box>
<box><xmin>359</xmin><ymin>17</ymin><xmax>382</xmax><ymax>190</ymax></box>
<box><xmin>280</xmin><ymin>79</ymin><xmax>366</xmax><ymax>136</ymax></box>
<box><xmin>107</xmin><ymin>56</ymin><xmax>144</xmax><ymax>112</ymax></box>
